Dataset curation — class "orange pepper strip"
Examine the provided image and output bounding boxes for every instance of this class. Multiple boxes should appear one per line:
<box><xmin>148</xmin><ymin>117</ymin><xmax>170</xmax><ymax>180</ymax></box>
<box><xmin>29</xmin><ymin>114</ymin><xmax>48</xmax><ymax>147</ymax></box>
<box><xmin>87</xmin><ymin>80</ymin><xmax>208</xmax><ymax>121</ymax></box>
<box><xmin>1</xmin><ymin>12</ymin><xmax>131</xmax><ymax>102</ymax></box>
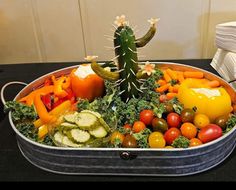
<box><xmin>34</xmin><ymin>89</ymin><xmax>56</xmax><ymax>124</ymax></box>
<box><xmin>19</xmin><ymin>85</ymin><xmax>54</xmax><ymax>106</ymax></box>
<box><xmin>34</xmin><ymin>100</ymin><xmax>72</xmax><ymax>128</ymax></box>
<box><xmin>51</xmin><ymin>75</ymin><xmax>68</xmax><ymax>98</ymax></box>
<box><xmin>62</xmin><ymin>76</ymin><xmax>71</xmax><ymax>89</ymax></box>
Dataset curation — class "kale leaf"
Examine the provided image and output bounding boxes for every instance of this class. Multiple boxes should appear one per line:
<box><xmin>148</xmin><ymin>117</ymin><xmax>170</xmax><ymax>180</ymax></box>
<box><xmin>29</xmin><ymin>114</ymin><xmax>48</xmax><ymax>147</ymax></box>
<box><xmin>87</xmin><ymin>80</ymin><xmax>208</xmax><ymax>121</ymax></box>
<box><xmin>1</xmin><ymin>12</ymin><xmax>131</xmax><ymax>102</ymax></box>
<box><xmin>171</xmin><ymin>136</ymin><xmax>190</xmax><ymax>148</ymax></box>
<box><xmin>4</xmin><ymin>101</ymin><xmax>37</xmax><ymax>122</ymax></box>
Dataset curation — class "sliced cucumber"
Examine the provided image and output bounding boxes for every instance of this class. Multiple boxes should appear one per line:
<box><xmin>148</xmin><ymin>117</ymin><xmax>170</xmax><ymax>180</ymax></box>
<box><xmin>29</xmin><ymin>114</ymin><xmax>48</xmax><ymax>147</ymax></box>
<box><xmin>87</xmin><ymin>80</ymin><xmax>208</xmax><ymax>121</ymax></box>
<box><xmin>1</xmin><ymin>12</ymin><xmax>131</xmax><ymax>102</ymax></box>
<box><xmin>64</xmin><ymin>112</ymin><xmax>79</xmax><ymax>123</ymax></box>
<box><xmin>62</xmin><ymin>136</ymin><xmax>83</xmax><ymax>148</ymax></box>
<box><xmin>75</xmin><ymin>112</ymin><xmax>99</xmax><ymax>130</ymax></box>
<box><xmin>70</xmin><ymin>129</ymin><xmax>90</xmax><ymax>143</ymax></box>
<box><xmin>53</xmin><ymin>131</ymin><xmax>64</xmax><ymax>145</ymax></box>
<box><xmin>98</xmin><ymin>117</ymin><xmax>110</xmax><ymax>132</ymax></box>
<box><xmin>89</xmin><ymin>126</ymin><xmax>107</xmax><ymax>138</ymax></box>
<box><xmin>81</xmin><ymin>110</ymin><xmax>102</xmax><ymax>118</ymax></box>
<box><xmin>60</xmin><ymin>122</ymin><xmax>78</xmax><ymax>129</ymax></box>
<box><xmin>81</xmin><ymin>110</ymin><xmax>110</xmax><ymax>132</ymax></box>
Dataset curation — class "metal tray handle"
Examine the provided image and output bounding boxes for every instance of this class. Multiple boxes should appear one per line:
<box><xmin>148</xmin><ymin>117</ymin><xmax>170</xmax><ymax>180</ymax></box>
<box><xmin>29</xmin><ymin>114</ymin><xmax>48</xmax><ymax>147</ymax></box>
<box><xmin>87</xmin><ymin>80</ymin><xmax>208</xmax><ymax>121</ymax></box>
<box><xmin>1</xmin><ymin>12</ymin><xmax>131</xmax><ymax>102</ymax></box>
<box><xmin>1</xmin><ymin>81</ymin><xmax>27</xmax><ymax>105</ymax></box>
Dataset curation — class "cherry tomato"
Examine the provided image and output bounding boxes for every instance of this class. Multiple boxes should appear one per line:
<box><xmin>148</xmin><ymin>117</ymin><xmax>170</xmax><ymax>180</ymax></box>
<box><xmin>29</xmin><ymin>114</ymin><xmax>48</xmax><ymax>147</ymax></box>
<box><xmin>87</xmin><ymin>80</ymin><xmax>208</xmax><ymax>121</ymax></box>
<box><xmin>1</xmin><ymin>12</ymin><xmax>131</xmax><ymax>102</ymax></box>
<box><xmin>163</xmin><ymin>102</ymin><xmax>174</xmax><ymax>113</ymax></box>
<box><xmin>198</xmin><ymin>124</ymin><xmax>222</xmax><ymax>143</ymax></box>
<box><xmin>193</xmin><ymin>113</ymin><xmax>210</xmax><ymax>129</ymax></box>
<box><xmin>123</xmin><ymin>123</ymin><xmax>132</xmax><ymax>133</ymax></box>
<box><xmin>110</xmin><ymin>131</ymin><xmax>125</xmax><ymax>144</ymax></box>
<box><xmin>189</xmin><ymin>138</ymin><xmax>203</xmax><ymax>147</ymax></box>
<box><xmin>180</xmin><ymin>108</ymin><xmax>195</xmax><ymax>123</ymax></box>
<box><xmin>122</xmin><ymin>134</ymin><xmax>137</xmax><ymax>148</ymax></box>
<box><xmin>139</xmin><ymin>110</ymin><xmax>154</xmax><ymax>125</ymax></box>
<box><xmin>148</xmin><ymin>132</ymin><xmax>166</xmax><ymax>148</ymax></box>
<box><xmin>152</xmin><ymin>118</ymin><xmax>168</xmax><ymax>133</ymax></box>
<box><xmin>180</xmin><ymin>122</ymin><xmax>197</xmax><ymax>139</ymax></box>
<box><xmin>164</xmin><ymin>128</ymin><xmax>181</xmax><ymax>145</ymax></box>
<box><xmin>167</xmin><ymin>113</ymin><xmax>181</xmax><ymax>128</ymax></box>
<box><xmin>132</xmin><ymin>121</ymin><xmax>146</xmax><ymax>133</ymax></box>
<box><xmin>123</xmin><ymin>124</ymin><xmax>132</xmax><ymax>130</ymax></box>
<box><xmin>214</xmin><ymin>115</ymin><xmax>229</xmax><ymax>130</ymax></box>
<box><xmin>165</xmin><ymin>146</ymin><xmax>174</xmax><ymax>149</ymax></box>
<box><xmin>159</xmin><ymin>94</ymin><xmax>168</xmax><ymax>103</ymax></box>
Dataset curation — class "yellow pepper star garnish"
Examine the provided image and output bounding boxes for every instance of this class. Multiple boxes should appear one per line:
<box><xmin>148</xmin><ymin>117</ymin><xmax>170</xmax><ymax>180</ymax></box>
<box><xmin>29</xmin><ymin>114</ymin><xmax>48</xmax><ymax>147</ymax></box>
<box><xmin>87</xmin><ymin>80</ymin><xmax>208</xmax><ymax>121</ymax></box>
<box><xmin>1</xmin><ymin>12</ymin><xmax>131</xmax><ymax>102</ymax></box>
<box><xmin>141</xmin><ymin>61</ymin><xmax>156</xmax><ymax>76</ymax></box>
<box><xmin>114</xmin><ymin>15</ymin><xmax>128</xmax><ymax>27</ymax></box>
<box><xmin>84</xmin><ymin>55</ymin><xmax>98</xmax><ymax>62</ymax></box>
<box><xmin>148</xmin><ymin>18</ymin><xmax>160</xmax><ymax>26</ymax></box>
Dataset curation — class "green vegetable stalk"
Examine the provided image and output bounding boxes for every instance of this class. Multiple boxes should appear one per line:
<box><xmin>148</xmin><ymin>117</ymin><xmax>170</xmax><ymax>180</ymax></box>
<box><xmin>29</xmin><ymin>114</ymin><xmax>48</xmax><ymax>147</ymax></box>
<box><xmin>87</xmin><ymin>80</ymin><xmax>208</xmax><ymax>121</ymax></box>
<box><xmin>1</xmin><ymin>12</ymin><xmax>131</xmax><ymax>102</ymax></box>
<box><xmin>91</xmin><ymin>15</ymin><xmax>158</xmax><ymax>102</ymax></box>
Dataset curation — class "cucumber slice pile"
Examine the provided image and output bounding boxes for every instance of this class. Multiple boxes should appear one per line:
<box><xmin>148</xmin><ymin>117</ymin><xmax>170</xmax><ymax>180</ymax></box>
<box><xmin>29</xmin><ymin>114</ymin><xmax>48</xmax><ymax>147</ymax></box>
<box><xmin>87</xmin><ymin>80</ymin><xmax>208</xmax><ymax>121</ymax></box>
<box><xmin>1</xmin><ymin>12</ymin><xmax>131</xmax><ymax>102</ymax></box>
<box><xmin>53</xmin><ymin>110</ymin><xmax>110</xmax><ymax>148</ymax></box>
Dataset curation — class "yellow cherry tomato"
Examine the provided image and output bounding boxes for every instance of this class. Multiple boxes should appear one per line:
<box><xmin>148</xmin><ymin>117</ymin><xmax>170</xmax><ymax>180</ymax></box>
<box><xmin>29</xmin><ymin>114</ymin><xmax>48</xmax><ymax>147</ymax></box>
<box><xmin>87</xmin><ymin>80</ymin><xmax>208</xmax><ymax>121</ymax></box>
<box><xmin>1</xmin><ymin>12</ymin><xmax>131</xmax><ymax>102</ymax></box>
<box><xmin>193</xmin><ymin>113</ymin><xmax>210</xmax><ymax>129</ymax></box>
<box><xmin>148</xmin><ymin>132</ymin><xmax>166</xmax><ymax>148</ymax></box>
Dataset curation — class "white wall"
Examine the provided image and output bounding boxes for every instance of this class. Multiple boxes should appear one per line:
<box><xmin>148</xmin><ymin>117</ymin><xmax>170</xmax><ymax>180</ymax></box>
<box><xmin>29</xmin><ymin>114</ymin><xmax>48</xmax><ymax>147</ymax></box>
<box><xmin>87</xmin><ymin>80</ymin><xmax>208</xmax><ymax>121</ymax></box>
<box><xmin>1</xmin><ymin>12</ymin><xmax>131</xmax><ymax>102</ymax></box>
<box><xmin>0</xmin><ymin>0</ymin><xmax>236</xmax><ymax>64</ymax></box>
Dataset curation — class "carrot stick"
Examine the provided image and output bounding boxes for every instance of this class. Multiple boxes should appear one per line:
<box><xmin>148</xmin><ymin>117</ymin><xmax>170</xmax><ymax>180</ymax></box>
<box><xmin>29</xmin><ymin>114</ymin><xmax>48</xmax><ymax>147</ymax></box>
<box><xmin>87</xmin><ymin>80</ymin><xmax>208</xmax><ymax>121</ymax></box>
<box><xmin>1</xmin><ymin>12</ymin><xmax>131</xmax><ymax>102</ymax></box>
<box><xmin>163</xmin><ymin>71</ymin><xmax>172</xmax><ymax>82</ymax></box>
<box><xmin>168</xmin><ymin>86</ymin><xmax>174</xmax><ymax>93</ymax></box>
<box><xmin>156</xmin><ymin>83</ymin><xmax>171</xmax><ymax>93</ymax></box>
<box><xmin>208</xmin><ymin>80</ymin><xmax>220</xmax><ymax>88</ymax></box>
<box><xmin>184</xmin><ymin>71</ymin><xmax>204</xmax><ymax>79</ymax></box>
<box><xmin>166</xmin><ymin>92</ymin><xmax>178</xmax><ymax>100</ymax></box>
<box><xmin>172</xmin><ymin>84</ymin><xmax>180</xmax><ymax>93</ymax></box>
<box><xmin>177</xmin><ymin>72</ymin><xmax>185</xmax><ymax>83</ymax></box>
<box><xmin>166</xmin><ymin>69</ymin><xmax>178</xmax><ymax>80</ymax></box>
<box><xmin>157</xmin><ymin>79</ymin><xmax>167</xmax><ymax>86</ymax></box>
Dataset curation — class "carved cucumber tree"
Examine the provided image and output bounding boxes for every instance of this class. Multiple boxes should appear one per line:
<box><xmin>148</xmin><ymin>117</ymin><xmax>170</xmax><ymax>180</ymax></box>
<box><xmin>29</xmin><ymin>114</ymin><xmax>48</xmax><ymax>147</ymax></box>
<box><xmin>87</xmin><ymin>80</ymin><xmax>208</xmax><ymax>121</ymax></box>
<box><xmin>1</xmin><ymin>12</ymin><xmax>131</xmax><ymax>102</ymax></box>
<box><xmin>89</xmin><ymin>15</ymin><xmax>158</xmax><ymax>102</ymax></box>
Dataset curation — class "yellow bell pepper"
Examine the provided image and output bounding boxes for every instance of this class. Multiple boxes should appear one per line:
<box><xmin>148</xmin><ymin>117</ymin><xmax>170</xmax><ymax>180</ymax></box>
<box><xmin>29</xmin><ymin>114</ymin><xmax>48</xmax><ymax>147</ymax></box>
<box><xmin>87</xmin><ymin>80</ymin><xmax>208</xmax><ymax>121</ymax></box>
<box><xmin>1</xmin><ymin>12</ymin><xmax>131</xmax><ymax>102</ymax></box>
<box><xmin>177</xmin><ymin>79</ymin><xmax>232</xmax><ymax>121</ymax></box>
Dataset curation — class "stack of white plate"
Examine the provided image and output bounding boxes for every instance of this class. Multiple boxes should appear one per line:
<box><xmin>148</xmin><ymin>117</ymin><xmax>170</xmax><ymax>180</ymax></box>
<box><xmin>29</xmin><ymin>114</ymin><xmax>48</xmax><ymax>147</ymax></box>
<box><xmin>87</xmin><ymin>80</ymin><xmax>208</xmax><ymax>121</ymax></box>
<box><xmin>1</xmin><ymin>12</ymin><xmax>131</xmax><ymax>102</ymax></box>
<box><xmin>216</xmin><ymin>21</ymin><xmax>236</xmax><ymax>52</ymax></box>
<box><xmin>211</xmin><ymin>21</ymin><xmax>236</xmax><ymax>89</ymax></box>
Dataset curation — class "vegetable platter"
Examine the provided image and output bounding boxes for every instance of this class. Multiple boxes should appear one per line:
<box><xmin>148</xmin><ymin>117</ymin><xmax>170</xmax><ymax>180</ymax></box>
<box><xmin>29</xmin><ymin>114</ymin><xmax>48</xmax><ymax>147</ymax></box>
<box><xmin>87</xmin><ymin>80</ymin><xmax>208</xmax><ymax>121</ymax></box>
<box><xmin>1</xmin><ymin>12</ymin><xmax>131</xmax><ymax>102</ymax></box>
<box><xmin>1</xmin><ymin>15</ymin><xmax>236</xmax><ymax>176</ymax></box>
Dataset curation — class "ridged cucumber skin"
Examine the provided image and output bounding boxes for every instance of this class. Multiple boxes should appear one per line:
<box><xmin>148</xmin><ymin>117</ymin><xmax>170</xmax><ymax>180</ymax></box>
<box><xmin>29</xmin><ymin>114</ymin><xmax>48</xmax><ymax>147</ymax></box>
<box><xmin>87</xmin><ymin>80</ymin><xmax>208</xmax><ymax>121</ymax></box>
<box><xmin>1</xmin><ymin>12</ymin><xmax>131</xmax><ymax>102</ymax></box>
<box><xmin>89</xmin><ymin>126</ymin><xmax>108</xmax><ymax>138</ymax></box>
<box><xmin>70</xmin><ymin>129</ymin><xmax>91</xmax><ymax>143</ymax></box>
<box><xmin>75</xmin><ymin>112</ymin><xmax>99</xmax><ymax>130</ymax></box>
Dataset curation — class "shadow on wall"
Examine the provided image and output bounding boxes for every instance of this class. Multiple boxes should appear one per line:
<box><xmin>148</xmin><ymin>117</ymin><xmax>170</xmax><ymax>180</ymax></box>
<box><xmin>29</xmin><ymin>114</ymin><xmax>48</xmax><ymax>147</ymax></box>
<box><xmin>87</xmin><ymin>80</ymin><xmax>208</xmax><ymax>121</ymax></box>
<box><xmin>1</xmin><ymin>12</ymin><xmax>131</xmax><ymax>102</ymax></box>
<box><xmin>199</xmin><ymin>11</ymin><xmax>236</xmax><ymax>59</ymax></box>
<box><xmin>147</xmin><ymin>40</ymin><xmax>184</xmax><ymax>60</ymax></box>
<box><xmin>0</xmin><ymin>10</ymin><xmax>9</xmax><ymax>59</ymax></box>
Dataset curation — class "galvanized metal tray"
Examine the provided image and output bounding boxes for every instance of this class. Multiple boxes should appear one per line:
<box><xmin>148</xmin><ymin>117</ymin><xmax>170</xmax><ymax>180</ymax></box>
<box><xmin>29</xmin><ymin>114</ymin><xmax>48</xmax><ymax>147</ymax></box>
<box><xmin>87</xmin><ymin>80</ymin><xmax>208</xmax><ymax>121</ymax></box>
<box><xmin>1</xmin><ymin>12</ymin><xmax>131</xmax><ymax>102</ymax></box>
<box><xmin>1</xmin><ymin>62</ymin><xmax>236</xmax><ymax>176</ymax></box>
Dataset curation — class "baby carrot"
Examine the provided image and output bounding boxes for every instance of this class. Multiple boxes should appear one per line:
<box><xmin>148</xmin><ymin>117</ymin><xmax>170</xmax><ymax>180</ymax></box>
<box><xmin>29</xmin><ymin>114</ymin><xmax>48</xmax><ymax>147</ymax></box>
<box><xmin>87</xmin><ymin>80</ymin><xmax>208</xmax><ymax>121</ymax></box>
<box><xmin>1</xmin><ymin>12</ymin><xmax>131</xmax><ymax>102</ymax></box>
<box><xmin>157</xmin><ymin>79</ymin><xmax>167</xmax><ymax>86</ymax></box>
<box><xmin>177</xmin><ymin>72</ymin><xmax>185</xmax><ymax>83</ymax></box>
<box><xmin>163</xmin><ymin>71</ymin><xmax>172</xmax><ymax>82</ymax></box>
<box><xmin>172</xmin><ymin>84</ymin><xmax>180</xmax><ymax>93</ymax></box>
<box><xmin>168</xmin><ymin>85</ymin><xmax>174</xmax><ymax>93</ymax></box>
<box><xmin>156</xmin><ymin>83</ymin><xmax>171</xmax><ymax>93</ymax></box>
<box><xmin>166</xmin><ymin>69</ymin><xmax>178</xmax><ymax>80</ymax></box>
<box><xmin>208</xmin><ymin>80</ymin><xmax>220</xmax><ymax>88</ymax></box>
<box><xmin>166</xmin><ymin>92</ymin><xmax>178</xmax><ymax>100</ymax></box>
<box><xmin>184</xmin><ymin>71</ymin><xmax>204</xmax><ymax>79</ymax></box>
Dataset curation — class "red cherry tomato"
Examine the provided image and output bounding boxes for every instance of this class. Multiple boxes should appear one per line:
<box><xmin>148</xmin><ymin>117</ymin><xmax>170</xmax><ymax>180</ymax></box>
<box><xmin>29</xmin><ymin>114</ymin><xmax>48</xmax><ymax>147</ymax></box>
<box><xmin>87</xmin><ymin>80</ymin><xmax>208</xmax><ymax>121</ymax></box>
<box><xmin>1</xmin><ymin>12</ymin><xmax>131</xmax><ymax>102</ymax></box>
<box><xmin>132</xmin><ymin>121</ymin><xmax>146</xmax><ymax>133</ymax></box>
<box><xmin>164</xmin><ymin>128</ymin><xmax>181</xmax><ymax>145</ymax></box>
<box><xmin>123</xmin><ymin>124</ymin><xmax>132</xmax><ymax>130</ymax></box>
<box><xmin>139</xmin><ymin>110</ymin><xmax>154</xmax><ymax>126</ymax></box>
<box><xmin>159</xmin><ymin>94</ymin><xmax>168</xmax><ymax>103</ymax></box>
<box><xmin>167</xmin><ymin>113</ymin><xmax>181</xmax><ymax>128</ymax></box>
<box><xmin>198</xmin><ymin>124</ymin><xmax>222</xmax><ymax>143</ymax></box>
